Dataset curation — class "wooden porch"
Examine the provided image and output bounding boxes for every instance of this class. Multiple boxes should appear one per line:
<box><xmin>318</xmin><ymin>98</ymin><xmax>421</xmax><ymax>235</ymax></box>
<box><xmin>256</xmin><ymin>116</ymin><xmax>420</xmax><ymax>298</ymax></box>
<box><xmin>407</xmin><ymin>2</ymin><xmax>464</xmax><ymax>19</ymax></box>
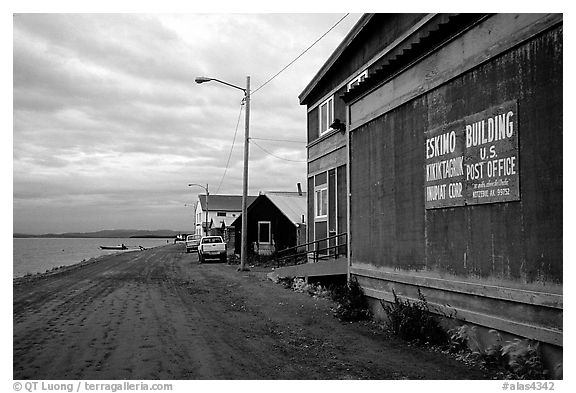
<box><xmin>268</xmin><ymin>232</ymin><xmax>348</xmax><ymax>281</ymax></box>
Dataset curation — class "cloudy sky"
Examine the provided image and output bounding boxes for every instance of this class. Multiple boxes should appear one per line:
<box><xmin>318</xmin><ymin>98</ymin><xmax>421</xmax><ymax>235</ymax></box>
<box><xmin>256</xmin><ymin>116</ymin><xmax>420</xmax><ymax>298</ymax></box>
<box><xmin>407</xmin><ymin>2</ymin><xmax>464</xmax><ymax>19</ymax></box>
<box><xmin>12</xmin><ymin>12</ymin><xmax>362</xmax><ymax>234</ymax></box>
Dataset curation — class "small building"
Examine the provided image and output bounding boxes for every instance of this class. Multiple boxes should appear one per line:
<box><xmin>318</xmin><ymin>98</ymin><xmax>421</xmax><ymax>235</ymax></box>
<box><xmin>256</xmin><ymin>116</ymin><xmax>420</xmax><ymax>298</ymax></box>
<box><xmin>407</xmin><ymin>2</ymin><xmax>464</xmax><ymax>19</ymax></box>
<box><xmin>231</xmin><ymin>192</ymin><xmax>307</xmax><ymax>256</ymax></box>
<box><xmin>299</xmin><ymin>13</ymin><xmax>562</xmax><ymax>372</ymax></box>
<box><xmin>194</xmin><ymin>194</ymin><xmax>257</xmax><ymax>241</ymax></box>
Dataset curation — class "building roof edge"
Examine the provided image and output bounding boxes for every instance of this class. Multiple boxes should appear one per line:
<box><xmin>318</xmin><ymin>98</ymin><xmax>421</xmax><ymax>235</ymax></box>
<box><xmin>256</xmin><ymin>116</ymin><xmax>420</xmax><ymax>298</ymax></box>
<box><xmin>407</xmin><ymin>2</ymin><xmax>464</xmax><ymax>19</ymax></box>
<box><xmin>298</xmin><ymin>13</ymin><xmax>373</xmax><ymax>106</ymax></box>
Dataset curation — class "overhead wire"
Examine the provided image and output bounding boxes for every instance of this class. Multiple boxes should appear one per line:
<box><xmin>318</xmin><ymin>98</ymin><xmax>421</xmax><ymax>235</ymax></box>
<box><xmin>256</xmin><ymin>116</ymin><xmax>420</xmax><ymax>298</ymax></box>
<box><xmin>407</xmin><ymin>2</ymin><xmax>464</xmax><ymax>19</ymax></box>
<box><xmin>250</xmin><ymin>137</ymin><xmax>306</xmax><ymax>144</ymax></box>
<box><xmin>215</xmin><ymin>100</ymin><xmax>244</xmax><ymax>194</ymax></box>
<box><xmin>250</xmin><ymin>139</ymin><xmax>307</xmax><ymax>163</ymax></box>
<box><xmin>214</xmin><ymin>14</ymin><xmax>348</xmax><ymax>189</ymax></box>
<box><xmin>251</xmin><ymin>13</ymin><xmax>350</xmax><ymax>96</ymax></box>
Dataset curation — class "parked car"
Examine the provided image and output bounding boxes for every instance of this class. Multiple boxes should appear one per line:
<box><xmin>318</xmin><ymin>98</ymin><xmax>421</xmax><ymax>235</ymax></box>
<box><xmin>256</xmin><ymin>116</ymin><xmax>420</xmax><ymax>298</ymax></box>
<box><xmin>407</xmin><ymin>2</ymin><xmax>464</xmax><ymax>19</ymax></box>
<box><xmin>185</xmin><ymin>234</ymin><xmax>202</xmax><ymax>253</ymax></box>
<box><xmin>197</xmin><ymin>236</ymin><xmax>227</xmax><ymax>263</ymax></box>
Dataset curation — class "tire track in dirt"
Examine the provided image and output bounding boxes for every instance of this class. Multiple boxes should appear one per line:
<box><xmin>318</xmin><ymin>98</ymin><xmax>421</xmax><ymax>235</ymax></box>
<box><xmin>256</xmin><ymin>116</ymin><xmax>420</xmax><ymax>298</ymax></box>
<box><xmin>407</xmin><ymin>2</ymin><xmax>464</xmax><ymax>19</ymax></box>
<box><xmin>14</xmin><ymin>244</ymin><xmax>489</xmax><ymax>380</ymax></box>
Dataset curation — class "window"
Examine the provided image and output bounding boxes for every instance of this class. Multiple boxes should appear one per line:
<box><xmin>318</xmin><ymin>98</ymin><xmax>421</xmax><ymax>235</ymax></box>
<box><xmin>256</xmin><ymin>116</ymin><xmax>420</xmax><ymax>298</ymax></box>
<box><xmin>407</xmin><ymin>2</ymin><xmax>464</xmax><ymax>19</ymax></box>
<box><xmin>347</xmin><ymin>70</ymin><xmax>368</xmax><ymax>91</ymax></box>
<box><xmin>319</xmin><ymin>96</ymin><xmax>334</xmax><ymax>135</ymax></box>
<box><xmin>314</xmin><ymin>172</ymin><xmax>328</xmax><ymax>219</ymax></box>
<box><xmin>201</xmin><ymin>236</ymin><xmax>223</xmax><ymax>244</ymax></box>
<box><xmin>217</xmin><ymin>212</ymin><xmax>226</xmax><ymax>217</ymax></box>
<box><xmin>315</xmin><ymin>187</ymin><xmax>328</xmax><ymax>218</ymax></box>
<box><xmin>258</xmin><ymin>221</ymin><xmax>271</xmax><ymax>244</ymax></box>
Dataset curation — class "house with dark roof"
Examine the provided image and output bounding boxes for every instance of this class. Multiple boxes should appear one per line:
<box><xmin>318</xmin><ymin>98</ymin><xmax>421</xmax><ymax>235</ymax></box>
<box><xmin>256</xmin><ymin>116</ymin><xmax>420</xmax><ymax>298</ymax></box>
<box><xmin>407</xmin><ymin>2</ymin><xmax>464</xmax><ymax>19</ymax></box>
<box><xmin>194</xmin><ymin>194</ymin><xmax>257</xmax><ymax>236</ymax></box>
<box><xmin>230</xmin><ymin>191</ymin><xmax>307</xmax><ymax>256</ymax></box>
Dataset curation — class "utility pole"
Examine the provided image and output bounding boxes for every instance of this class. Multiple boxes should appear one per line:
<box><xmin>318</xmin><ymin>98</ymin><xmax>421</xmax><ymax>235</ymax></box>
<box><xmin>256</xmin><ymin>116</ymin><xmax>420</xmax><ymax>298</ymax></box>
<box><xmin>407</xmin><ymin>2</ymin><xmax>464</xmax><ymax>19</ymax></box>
<box><xmin>205</xmin><ymin>183</ymin><xmax>209</xmax><ymax>236</ymax></box>
<box><xmin>239</xmin><ymin>76</ymin><xmax>250</xmax><ymax>271</ymax></box>
<box><xmin>194</xmin><ymin>75</ymin><xmax>250</xmax><ymax>271</ymax></box>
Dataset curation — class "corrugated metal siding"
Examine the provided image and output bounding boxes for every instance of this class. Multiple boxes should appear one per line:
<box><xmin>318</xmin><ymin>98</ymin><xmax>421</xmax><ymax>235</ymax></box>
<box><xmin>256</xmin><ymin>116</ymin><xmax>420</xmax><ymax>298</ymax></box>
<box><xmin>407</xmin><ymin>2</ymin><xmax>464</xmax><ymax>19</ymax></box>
<box><xmin>265</xmin><ymin>193</ymin><xmax>307</xmax><ymax>225</ymax></box>
<box><xmin>198</xmin><ymin>194</ymin><xmax>257</xmax><ymax>212</ymax></box>
<box><xmin>350</xmin><ymin>26</ymin><xmax>562</xmax><ymax>285</ymax></box>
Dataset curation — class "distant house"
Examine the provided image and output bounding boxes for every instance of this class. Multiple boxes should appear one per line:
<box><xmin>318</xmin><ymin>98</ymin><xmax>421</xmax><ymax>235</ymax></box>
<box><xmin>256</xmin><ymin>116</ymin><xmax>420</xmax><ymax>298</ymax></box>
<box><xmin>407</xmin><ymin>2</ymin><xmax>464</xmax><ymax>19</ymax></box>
<box><xmin>194</xmin><ymin>194</ymin><xmax>257</xmax><ymax>238</ymax></box>
<box><xmin>231</xmin><ymin>192</ymin><xmax>307</xmax><ymax>256</ymax></box>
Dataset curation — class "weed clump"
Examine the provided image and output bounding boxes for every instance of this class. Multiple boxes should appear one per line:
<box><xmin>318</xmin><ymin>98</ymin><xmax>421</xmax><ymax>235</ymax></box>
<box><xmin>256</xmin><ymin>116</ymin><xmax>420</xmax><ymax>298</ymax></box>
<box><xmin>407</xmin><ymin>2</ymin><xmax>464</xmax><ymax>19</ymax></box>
<box><xmin>330</xmin><ymin>278</ymin><xmax>371</xmax><ymax>321</ymax></box>
<box><xmin>448</xmin><ymin>326</ymin><xmax>551</xmax><ymax>379</ymax></box>
<box><xmin>381</xmin><ymin>289</ymin><xmax>448</xmax><ymax>345</ymax></box>
<box><xmin>278</xmin><ymin>276</ymin><xmax>295</xmax><ymax>289</ymax></box>
<box><xmin>277</xmin><ymin>277</ymin><xmax>331</xmax><ymax>297</ymax></box>
<box><xmin>277</xmin><ymin>276</ymin><xmax>370</xmax><ymax>321</ymax></box>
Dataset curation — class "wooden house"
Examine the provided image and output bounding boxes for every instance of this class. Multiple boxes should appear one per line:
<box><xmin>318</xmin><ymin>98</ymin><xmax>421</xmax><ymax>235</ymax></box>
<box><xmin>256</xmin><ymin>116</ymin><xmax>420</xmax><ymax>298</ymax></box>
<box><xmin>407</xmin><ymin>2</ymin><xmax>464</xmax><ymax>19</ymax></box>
<box><xmin>299</xmin><ymin>14</ymin><xmax>562</xmax><ymax>372</ymax></box>
<box><xmin>194</xmin><ymin>194</ymin><xmax>257</xmax><ymax>239</ymax></box>
<box><xmin>231</xmin><ymin>192</ymin><xmax>307</xmax><ymax>256</ymax></box>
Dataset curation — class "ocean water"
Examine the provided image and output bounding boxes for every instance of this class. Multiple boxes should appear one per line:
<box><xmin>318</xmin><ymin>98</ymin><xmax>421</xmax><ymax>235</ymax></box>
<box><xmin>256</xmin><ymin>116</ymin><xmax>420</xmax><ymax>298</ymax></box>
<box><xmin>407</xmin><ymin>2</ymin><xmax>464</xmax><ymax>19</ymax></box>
<box><xmin>13</xmin><ymin>238</ymin><xmax>172</xmax><ymax>278</ymax></box>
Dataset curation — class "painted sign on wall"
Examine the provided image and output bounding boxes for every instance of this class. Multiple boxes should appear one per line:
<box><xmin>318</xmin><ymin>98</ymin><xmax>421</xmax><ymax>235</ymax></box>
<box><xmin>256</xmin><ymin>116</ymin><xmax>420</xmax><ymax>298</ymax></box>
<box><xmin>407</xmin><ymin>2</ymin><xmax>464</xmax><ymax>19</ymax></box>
<box><xmin>424</xmin><ymin>120</ymin><xmax>466</xmax><ymax>208</ymax></box>
<box><xmin>464</xmin><ymin>100</ymin><xmax>520</xmax><ymax>204</ymax></box>
<box><xmin>425</xmin><ymin>100</ymin><xmax>520</xmax><ymax>209</ymax></box>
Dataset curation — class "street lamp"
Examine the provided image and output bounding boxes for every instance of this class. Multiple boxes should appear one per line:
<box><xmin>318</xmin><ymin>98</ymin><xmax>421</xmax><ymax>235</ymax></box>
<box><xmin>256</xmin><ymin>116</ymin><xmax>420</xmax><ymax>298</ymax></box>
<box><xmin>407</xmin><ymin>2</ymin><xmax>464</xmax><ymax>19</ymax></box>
<box><xmin>189</xmin><ymin>183</ymin><xmax>209</xmax><ymax>236</ymax></box>
<box><xmin>196</xmin><ymin>75</ymin><xmax>250</xmax><ymax>272</ymax></box>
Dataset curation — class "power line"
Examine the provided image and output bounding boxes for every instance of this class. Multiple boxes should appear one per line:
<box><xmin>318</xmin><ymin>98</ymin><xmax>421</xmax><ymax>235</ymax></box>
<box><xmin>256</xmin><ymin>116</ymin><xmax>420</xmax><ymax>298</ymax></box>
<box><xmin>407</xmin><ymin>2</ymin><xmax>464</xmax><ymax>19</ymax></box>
<box><xmin>251</xmin><ymin>13</ymin><xmax>350</xmax><ymax>95</ymax></box>
<box><xmin>215</xmin><ymin>101</ymin><xmax>244</xmax><ymax>194</ymax></box>
<box><xmin>251</xmin><ymin>140</ymin><xmax>307</xmax><ymax>163</ymax></box>
<box><xmin>250</xmin><ymin>137</ymin><xmax>306</xmax><ymax>144</ymax></box>
<box><xmin>213</xmin><ymin>15</ymin><xmax>347</xmax><ymax>189</ymax></box>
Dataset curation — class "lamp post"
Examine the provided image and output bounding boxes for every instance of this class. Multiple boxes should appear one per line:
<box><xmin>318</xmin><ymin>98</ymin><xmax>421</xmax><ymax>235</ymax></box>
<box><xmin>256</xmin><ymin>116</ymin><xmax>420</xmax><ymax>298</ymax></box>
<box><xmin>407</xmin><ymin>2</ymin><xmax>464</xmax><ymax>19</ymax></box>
<box><xmin>195</xmin><ymin>76</ymin><xmax>250</xmax><ymax>271</ymax></box>
<box><xmin>189</xmin><ymin>183</ymin><xmax>209</xmax><ymax>236</ymax></box>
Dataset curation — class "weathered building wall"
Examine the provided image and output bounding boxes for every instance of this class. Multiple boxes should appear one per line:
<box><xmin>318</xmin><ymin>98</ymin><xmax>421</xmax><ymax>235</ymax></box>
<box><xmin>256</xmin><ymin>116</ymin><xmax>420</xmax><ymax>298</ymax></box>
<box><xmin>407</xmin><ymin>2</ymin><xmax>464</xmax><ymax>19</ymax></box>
<box><xmin>304</xmin><ymin>14</ymin><xmax>427</xmax><ymax>106</ymax></box>
<box><xmin>350</xmin><ymin>25</ymin><xmax>562</xmax><ymax>285</ymax></box>
<box><xmin>350</xmin><ymin>95</ymin><xmax>423</xmax><ymax>267</ymax></box>
<box><xmin>349</xmin><ymin>18</ymin><xmax>562</xmax><ymax>347</ymax></box>
<box><xmin>307</xmin><ymin>105</ymin><xmax>349</xmax><ymax>248</ymax></box>
<box><xmin>307</xmin><ymin>164</ymin><xmax>347</xmax><ymax>252</ymax></box>
<box><xmin>308</xmin><ymin>130</ymin><xmax>346</xmax><ymax>165</ymax></box>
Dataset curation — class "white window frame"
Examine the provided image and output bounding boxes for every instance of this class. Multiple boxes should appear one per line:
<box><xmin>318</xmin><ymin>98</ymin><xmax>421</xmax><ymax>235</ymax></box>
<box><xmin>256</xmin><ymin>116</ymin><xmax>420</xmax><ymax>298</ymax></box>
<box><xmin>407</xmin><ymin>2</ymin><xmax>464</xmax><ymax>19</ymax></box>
<box><xmin>347</xmin><ymin>70</ymin><xmax>368</xmax><ymax>91</ymax></box>
<box><xmin>319</xmin><ymin>96</ymin><xmax>334</xmax><ymax>136</ymax></box>
<box><xmin>258</xmin><ymin>221</ymin><xmax>272</xmax><ymax>244</ymax></box>
<box><xmin>314</xmin><ymin>186</ymin><xmax>328</xmax><ymax>219</ymax></box>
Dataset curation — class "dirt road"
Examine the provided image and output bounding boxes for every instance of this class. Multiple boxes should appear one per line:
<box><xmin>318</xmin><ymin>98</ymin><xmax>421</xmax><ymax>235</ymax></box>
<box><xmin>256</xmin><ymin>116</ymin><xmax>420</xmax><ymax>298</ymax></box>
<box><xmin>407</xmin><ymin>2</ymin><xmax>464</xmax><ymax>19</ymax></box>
<box><xmin>14</xmin><ymin>244</ymin><xmax>488</xmax><ymax>379</ymax></box>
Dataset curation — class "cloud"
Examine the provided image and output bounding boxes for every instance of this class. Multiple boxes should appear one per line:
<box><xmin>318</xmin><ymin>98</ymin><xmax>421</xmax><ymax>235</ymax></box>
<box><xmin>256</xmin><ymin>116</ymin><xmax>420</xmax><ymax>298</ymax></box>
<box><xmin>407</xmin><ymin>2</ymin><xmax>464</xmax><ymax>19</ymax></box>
<box><xmin>13</xmin><ymin>13</ymin><xmax>361</xmax><ymax>234</ymax></box>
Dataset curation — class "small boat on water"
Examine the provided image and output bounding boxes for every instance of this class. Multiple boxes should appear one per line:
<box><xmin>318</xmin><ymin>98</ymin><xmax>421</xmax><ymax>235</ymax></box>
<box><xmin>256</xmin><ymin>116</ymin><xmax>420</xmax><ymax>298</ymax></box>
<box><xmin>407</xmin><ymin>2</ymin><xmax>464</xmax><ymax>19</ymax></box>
<box><xmin>100</xmin><ymin>245</ymin><xmax>128</xmax><ymax>250</ymax></box>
